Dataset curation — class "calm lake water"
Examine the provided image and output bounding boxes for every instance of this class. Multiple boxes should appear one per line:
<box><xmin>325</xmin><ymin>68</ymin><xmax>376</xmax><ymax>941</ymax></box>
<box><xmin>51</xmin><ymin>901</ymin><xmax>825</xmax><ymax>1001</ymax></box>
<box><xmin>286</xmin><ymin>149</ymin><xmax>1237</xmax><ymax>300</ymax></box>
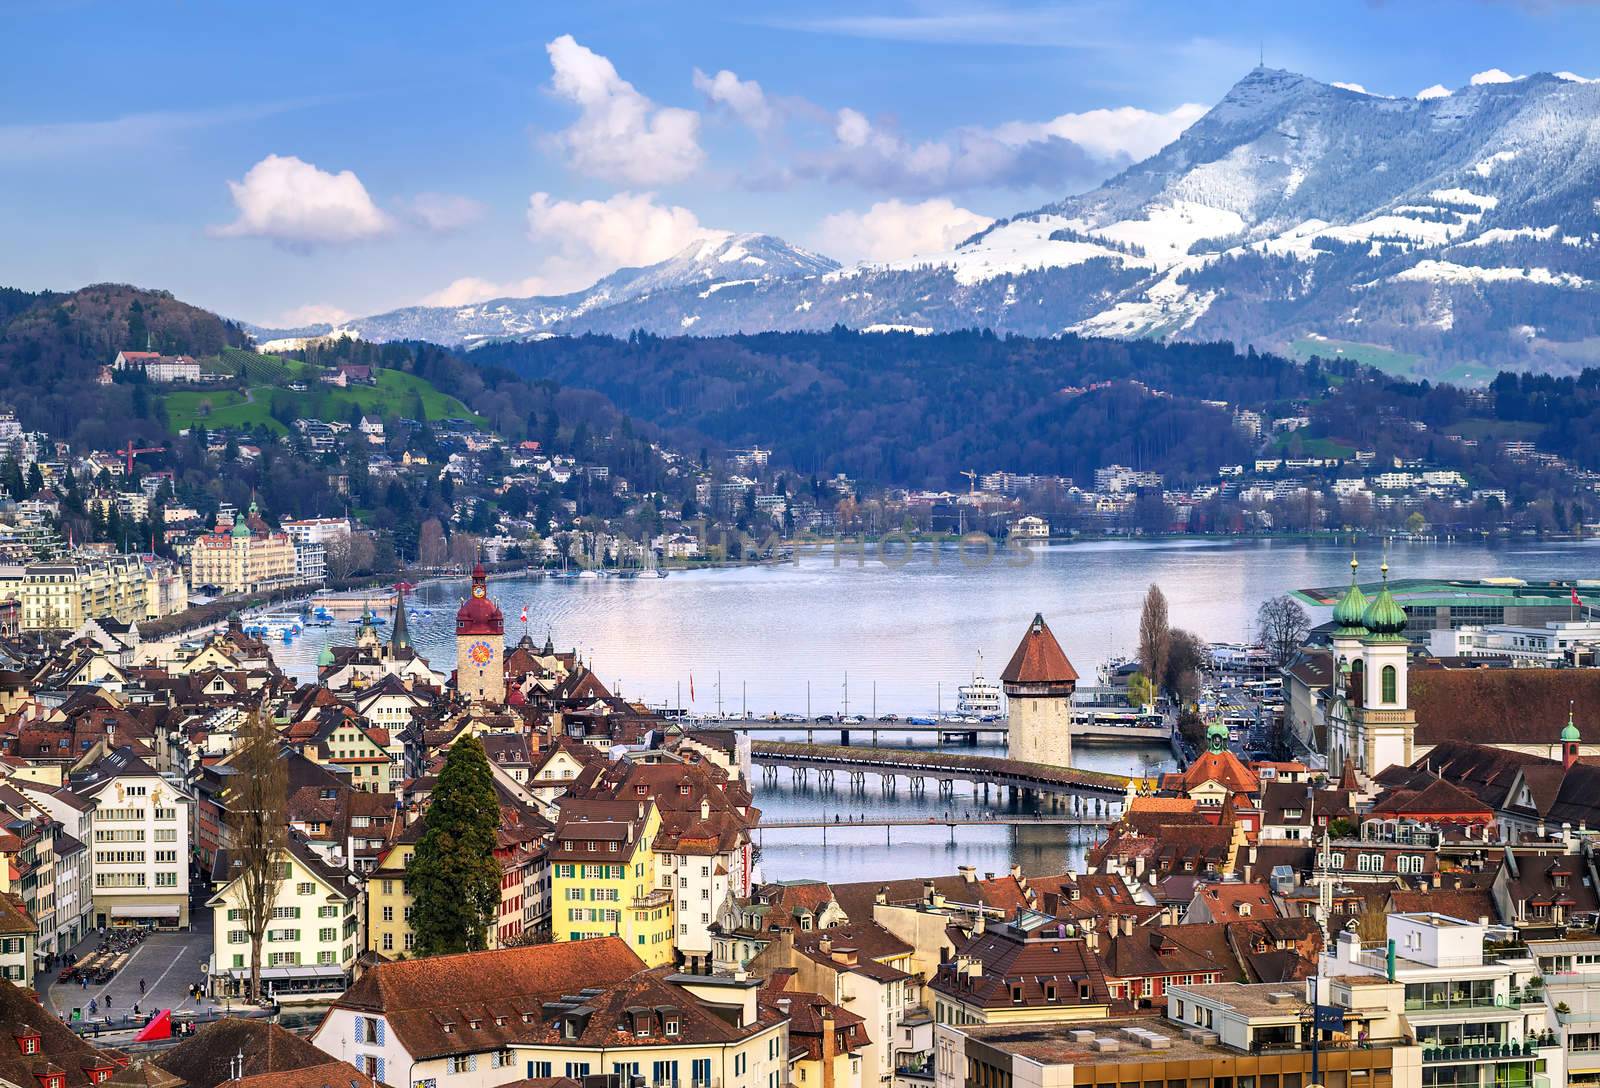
<box><xmin>267</xmin><ymin>536</ymin><xmax>1600</xmax><ymax>882</ymax></box>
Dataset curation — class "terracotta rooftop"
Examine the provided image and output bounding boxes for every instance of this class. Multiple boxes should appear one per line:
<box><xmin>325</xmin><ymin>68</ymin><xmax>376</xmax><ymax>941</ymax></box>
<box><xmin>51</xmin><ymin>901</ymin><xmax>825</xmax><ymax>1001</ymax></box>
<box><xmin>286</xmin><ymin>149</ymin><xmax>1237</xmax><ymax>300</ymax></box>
<box><xmin>1000</xmin><ymin>614</ymin><xmax>1079</xmax><ymax>686</ymax></box>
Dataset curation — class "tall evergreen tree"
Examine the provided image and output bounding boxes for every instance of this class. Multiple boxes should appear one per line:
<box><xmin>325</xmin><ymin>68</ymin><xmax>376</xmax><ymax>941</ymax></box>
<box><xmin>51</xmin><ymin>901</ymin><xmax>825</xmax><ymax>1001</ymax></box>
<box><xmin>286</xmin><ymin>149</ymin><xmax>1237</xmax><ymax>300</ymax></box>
<box><xmin>410</xmin><ymin>735</ymin><xmax>500</xmax><ymax>955</ymax></box>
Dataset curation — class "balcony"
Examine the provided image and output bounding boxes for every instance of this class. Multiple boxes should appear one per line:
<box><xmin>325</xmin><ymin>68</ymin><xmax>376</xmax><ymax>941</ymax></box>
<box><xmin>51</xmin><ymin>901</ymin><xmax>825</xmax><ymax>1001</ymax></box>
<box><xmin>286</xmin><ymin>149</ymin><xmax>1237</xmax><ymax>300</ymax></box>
<box><xmin>631</xmin><ymin>889</ymin><xmax>672</xmax><ymax>910</ymax></box>
<box><xmin>1421</xmin><ymin>1039</ymin><xmax>1554</xmax><ymax>1063</ymax></box>
<box><xmin>1405</xmin><ymin>996</ymin><xmax>1520</xmax><ymax>1012</ymax></box>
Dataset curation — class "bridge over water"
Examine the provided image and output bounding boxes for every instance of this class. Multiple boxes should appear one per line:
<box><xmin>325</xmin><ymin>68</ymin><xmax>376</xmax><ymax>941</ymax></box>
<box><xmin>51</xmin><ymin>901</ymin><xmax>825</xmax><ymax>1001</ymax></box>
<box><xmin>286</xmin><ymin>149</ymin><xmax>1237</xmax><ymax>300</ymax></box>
<box><xmin>753</xmin><ymin>812</ymin><xmax>1112</xmax><ymax>845</ymax></box>
<box><xmin>711</xmin><ymin>717</ymin><xmax>1171</xmax><ymax>747</ymax></box>
<box><xmin>750</xmin><ymin>740</ymin><xmax>1131</xmax><ymax>818</ymax></box>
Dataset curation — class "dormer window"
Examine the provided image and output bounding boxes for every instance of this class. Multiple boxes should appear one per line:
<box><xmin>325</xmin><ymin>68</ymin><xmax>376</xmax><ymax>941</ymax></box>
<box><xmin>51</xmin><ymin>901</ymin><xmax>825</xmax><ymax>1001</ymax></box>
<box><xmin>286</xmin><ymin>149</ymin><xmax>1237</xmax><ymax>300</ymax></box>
<box><xmin>1010</xmin><ymin>984</ymin><xmax>1023</xmax><ymax>1004</ymax></box>
<box><xmin>679</xmin><ymin>785</ymin><xmax>690</xmax><ymax>795</ymax></box>
<box><xmin>1044</xmin><ymin>983</ymin><xmax>1057</xmax><ymax>1002</ymax></box>
<box><xmin>636</xmin><ymin>786</ymin><xmax>647</xmax><ymax>796</ymax></box>
<box><xmin>665</xmin><ymin>1017</ymin><xmax>680</xmax><ymax>1037</ymax></box>
<box><xmin>16</xmin><ymin>1032</ymin><xmax>39</xmax><ymax>1055</ymax></box>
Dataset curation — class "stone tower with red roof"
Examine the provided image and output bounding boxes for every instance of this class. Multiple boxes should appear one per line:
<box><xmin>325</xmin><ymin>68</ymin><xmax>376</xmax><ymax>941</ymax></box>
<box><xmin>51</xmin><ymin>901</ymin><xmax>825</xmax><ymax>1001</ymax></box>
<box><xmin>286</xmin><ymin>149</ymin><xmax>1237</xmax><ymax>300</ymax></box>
<box><xmin>455</xmin><ymin>562</ymin><xmax>505</xmax><ymax>704</ymax></box>
<box><xmin>1001</xmin><ymin>613</ymin><xmax>1079</xmax><ymax>767</ymax></box>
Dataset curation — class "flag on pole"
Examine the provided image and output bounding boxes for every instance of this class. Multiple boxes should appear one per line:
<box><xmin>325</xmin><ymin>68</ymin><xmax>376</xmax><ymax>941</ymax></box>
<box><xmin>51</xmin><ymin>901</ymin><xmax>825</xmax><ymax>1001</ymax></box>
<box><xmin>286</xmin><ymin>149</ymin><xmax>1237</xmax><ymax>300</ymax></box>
<box><xmin>1573</xmin><ymin>587</ymin><xmax>1582</xmax><ymax>607</ymax></box>
<box><xmin>520</xmin><ymin>605</ymin><xmax>529</xmax><ymax>624</ymax></box>
<box><xmin>689</xmin><ymin>673</ymin><xmax>696</xmax><ymax>702</ymax></box>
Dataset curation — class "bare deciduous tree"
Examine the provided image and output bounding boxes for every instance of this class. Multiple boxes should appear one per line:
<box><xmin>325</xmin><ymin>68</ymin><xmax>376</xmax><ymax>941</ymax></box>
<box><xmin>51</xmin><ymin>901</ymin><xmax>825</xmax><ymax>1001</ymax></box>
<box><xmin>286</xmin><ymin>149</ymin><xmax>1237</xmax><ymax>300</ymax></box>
<box><xmin>1257</xmin><ymin>594</ymin><xmax>1312</xmax><ymax>666</ymax></box>
<box><xmin>227</xmin><ymin>710</ymin><xmax>288</xmax><ymax>1003</ymax></box>
<box><xmin>1138</xmin><ymin>584</ymin><xmax>1171</xmax><ymax>698</ymax></box>
<box><xmin>418</xmin><ymin>518</ymin><xmax>448</xmax><ymax>567</ymax></box>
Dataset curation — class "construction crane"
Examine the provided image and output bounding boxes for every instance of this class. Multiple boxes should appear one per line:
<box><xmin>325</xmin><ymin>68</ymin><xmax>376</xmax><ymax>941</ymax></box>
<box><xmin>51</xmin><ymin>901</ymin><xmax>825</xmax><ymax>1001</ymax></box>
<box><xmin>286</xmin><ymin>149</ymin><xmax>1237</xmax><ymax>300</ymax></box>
<box><xmin>960</xmin><ymin>469</ymin><xmax>977</xmax><ymax>494</ymax></box>
<box><xmin>116</xmin><ymin>437</ymin><xmax>166</xmax><ymax>476</ymax></box>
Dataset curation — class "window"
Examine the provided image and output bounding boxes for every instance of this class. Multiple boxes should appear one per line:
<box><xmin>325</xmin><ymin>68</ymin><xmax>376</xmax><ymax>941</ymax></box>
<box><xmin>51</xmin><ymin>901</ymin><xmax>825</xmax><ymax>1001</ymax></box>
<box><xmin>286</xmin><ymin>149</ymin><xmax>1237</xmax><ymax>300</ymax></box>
<box><xmin>491</xmin><ymin>1051</ymin><xmax>514</xmax><ymax>1069</ymax></box>
<box><xmin>319</xmin><ymin>906</ymin><xmax>339</xmax><ymax>918</ymax></box>
<box><xmin>1381</xmin><ymin>665</ymin><xmax>1397</xmax><ymax>704</ymax></box>
<box><xmin>448</xmin><ymin>1056</ymin><xmax>474</xmax><ymax>1075</ymax></box>
<box><xmin>297</xmin><ymin>882</ymin><xmax>316</xmax><ymax>895</ymax></box>
<box><xmin>382</xmin><ymin>933</ymin><xmax>393</xmax><ymax>951</ymax></box>
<box><xmin>155</xmin><ymin>872</ymin><xmax>178</xmax><ymax>887</ymax></box>
<box><xmin>320</xmin><ymin>927</ymin><xmax>337</xmax><ymax>942</ymax></box>
<box><xmin>382</xmin><ymin>906</ymin><xmax>394</xmax><ymax>922</ymax></box>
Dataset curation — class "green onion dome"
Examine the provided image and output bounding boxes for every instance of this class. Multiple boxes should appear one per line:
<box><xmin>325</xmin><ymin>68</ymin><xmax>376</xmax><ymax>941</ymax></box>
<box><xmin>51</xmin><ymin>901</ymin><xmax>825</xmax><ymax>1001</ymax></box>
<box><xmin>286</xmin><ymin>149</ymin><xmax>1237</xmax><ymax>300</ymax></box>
<box><xmin>1563</xmin><ymin>708</ymin><xmax>1582</xmax><ymax>744</ymax></box>
<box><xmin>1361</xmin><ymin>561</ymin><xmax>1408</xmax><ymax>641</ymax></box>
<box><xmin>1332</xmin><ymin>555</ymin><xmax>1369</xmax><ymax>636</ymax></box>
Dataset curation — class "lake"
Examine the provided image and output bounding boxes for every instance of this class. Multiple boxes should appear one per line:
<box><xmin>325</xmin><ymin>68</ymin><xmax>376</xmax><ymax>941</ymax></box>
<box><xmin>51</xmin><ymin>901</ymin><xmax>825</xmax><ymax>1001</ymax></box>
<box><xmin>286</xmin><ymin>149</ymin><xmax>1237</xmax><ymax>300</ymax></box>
<box><xmin>269</xmin><ymin>536</ymin><xmax>1600</xmax><ymax>882</ymax></box>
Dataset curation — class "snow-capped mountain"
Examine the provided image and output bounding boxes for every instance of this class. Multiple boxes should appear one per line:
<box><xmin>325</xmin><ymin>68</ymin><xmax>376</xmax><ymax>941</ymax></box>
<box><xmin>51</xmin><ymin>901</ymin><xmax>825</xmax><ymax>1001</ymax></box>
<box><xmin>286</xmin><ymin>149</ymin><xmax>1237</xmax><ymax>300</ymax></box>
<box><xmin>251</xmin><ymin>68</ymin><xmax>1600</xmax><ymax>375</ymax></box>
<box><xmin>245</xmin><ymin>233</ymin><xmax>838</xmax><ymax>347</ymax></box>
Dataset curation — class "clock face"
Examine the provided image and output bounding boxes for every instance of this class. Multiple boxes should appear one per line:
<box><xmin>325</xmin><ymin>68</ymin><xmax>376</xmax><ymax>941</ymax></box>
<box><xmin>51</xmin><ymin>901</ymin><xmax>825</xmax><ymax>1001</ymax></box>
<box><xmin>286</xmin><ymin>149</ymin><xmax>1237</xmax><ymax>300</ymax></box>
<box><xmin>472</xmin><ymin>585</ymin><xmax>486</xmax><ymax>598</ymax></box>
<box><xmin>468</xmin><ymin>640</ymin><xmax>494</xmax><ymax>666</ymax></box>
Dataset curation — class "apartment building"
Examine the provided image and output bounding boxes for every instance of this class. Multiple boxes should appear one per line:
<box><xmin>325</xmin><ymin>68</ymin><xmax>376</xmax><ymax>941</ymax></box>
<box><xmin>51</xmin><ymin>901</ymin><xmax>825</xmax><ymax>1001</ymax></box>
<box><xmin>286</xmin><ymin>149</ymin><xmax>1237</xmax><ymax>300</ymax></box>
<box><xmin>69</xmin><ymin>747</ymin><xmax>192</xmax><ymax>928</ymax></box>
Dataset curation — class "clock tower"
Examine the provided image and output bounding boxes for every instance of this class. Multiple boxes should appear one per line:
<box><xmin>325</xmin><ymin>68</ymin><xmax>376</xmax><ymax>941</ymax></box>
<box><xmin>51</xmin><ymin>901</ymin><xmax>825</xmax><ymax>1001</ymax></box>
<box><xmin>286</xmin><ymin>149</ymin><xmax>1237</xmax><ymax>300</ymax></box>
<box><xmin>455</xmin><ymin>562</ymin><xmax>505</xmax><ymax>705</ymax></box>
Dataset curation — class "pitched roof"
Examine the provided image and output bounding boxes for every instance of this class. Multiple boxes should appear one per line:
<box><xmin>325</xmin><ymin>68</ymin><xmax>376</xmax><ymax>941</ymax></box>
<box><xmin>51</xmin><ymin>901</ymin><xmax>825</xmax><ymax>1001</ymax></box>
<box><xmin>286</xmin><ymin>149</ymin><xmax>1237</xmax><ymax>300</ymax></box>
<box><xmin>329</xmin><ymin>940</ymin><xmax>645</xmax><ymax>1058</ymax></box>
<box><xmin>0</xmin><ymin>977</ymin><xmax>122</xmax><ymax>1088</ymax></box>
<box><xmin>1411</xmin><ymin>667</ymin><xmax>1600</xmax><ymax>746</ymax></box>
<box><xmin>1000</xmin><ymin>614</ymin><xmax>1078</xmax><ymax>685</ymax></box>
<box><xmin>1182</xmin><ymin>750</ymin><xmax>1260</xmax><ymax>795</ymax></box>
<box><xmin>157</xmin><ymin>1019</ymin><xmax>335</xmax><ymax>1088</ymax></box>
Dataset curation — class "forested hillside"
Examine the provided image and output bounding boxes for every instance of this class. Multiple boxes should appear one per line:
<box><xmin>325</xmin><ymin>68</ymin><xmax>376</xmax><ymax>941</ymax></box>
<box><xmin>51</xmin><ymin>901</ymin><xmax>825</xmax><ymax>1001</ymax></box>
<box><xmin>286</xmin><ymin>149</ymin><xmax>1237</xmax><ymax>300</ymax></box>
<box><xmin>472</xmin><ymin>329</ymin><xmax>1338</xmax><ymax>487</ymax></box>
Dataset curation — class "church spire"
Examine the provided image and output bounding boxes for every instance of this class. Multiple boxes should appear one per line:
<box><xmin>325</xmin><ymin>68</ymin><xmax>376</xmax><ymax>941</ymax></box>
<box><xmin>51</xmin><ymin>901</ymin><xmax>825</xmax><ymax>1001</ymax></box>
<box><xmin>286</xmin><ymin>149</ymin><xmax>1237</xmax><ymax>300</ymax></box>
<box><xmin>390</xmin><ymin>583</ymin><xmax>411</xmax><ymax>653</ymax></box>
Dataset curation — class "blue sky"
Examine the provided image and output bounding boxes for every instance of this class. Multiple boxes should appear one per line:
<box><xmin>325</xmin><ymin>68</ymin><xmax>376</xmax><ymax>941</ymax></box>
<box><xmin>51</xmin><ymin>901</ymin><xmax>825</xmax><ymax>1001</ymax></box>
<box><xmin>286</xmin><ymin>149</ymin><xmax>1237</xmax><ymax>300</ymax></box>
<box><xmin>3</xmin><ymin>0</ymin><xmax>1598</xmax><ymax>327</ymax></box>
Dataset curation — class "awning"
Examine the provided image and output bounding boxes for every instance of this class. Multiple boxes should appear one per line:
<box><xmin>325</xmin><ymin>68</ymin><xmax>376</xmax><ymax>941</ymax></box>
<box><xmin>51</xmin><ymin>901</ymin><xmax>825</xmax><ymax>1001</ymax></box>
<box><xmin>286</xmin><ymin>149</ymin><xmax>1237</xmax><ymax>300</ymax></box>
<box><xmin>109</xmin><ymin>903</ymin><xmax>181</xmax><ymax>918</ymax></box>
<box><xmin>224</xmin><ymin>965</ymin><xmax>347</xmax><ymax>981</ymax></box>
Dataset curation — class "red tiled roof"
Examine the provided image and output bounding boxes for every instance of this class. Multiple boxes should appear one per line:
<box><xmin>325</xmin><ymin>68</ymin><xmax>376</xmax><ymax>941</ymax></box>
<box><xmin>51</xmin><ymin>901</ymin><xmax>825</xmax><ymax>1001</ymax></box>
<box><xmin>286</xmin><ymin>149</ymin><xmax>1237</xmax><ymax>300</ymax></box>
<box><xmin>1000</xmin><ymin>614</ymin><xmax>1079</xmax><ymax>685</ymax></box>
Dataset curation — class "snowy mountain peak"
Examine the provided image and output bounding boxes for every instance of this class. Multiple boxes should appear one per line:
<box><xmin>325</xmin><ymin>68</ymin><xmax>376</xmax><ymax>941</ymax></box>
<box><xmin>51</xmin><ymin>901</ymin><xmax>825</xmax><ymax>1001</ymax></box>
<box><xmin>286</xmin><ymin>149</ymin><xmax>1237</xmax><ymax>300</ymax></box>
<box><xmin>248</xmin><ymin>67</ymin><xmax>1600</xmax><ymax>375</ymax></box>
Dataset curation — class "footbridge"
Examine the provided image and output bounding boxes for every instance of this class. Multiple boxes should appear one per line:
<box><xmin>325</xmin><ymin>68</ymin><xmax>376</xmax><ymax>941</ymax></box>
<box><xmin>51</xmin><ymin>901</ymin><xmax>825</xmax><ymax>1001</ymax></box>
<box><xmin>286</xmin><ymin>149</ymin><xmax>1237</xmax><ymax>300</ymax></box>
<box><xmin>753</xmin><ymin>812</ymin><xmax>1113</xmax><ymax>844</ymax></box>
<box><xmin>715</xmin><ymin>717</ymin><xmax>1170</xmax><ymax>747</ymax></box>
<box><xmin>750</xmin><ymin>741</ymin><xmax>1130</xmax><ymax>817</ymax></box>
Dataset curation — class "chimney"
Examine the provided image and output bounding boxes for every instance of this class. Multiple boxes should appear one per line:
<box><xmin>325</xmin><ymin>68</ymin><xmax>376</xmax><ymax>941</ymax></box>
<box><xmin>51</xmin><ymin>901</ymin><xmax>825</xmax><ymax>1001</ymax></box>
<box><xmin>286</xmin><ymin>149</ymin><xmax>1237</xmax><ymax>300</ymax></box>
<box><xmin>876</xmin><ymin>886</ymin><xmax>889</xmax><ymax>906</ymax></box>
<box><xmin>820</xmin><ymin>1005</ymin><xmax>838</xmax><ymax>1088</ymax></box>
<box><xmin>818</xmin><ymin>935</ymin><xmax>833</xmax><ymax>955</ymax></box>
<box><xmin>972</xmin><ymin>913</ymin><xmax>986</xmax><ymax>936</ymax></box>
<box><xmin>959</xmin><ymin>865</ymin><xmax>977</xmax><ymax>883</ymax></box>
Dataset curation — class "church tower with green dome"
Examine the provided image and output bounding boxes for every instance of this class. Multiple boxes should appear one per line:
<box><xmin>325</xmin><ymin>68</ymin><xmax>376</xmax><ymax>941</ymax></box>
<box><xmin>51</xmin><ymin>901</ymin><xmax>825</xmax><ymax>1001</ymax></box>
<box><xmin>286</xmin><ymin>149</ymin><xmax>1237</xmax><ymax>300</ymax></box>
<box><xmin>1350</xmin><ymin>559</ymin><xmax>1416</xmax><ymax>777</ymax></box>
<box><xmin>1563</xmin><ymin>705</ymin><xmax>1582</xmax><ymax>770</ymax></box>
<box><xmin>1329</xmin><ymin>554</ymin><xmax>1369</xmax><ymax>701</ymax></box>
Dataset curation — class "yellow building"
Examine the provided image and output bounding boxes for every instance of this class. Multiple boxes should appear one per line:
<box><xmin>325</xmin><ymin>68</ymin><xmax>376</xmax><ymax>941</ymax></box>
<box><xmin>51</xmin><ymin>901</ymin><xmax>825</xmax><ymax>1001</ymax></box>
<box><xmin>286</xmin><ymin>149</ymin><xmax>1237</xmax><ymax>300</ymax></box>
<box><xmin>550</xmin><ymin>800</ymin><xmax>675</xmax><ymax>967</ymax></box>
<box><xmin>366</xmin><ymin>829</ymin><xmax>420</xmax><ymax>957</ymax></box>
<box><xmin>20</xmin><ymin>555</ymin><xmax>150</xmax><ymax>631</ymax></box>
<box><xmin>187</xmin><ymin>503</ymin><xmax>297</xmax><ymax>595</ymax></box>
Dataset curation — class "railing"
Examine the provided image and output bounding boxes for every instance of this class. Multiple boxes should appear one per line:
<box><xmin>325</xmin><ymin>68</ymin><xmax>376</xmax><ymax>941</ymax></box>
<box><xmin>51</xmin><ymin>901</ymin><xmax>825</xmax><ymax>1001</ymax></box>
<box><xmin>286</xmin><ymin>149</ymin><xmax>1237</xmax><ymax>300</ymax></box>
<box><xmin>1421</xmin><ymin>1042</ymin><xmax>1542</xmax><ymax>1063</ymax></box>
<box><xmin>1253</xmin><ymin>1037</ymin><xmax>1408</xmax><ymax>1057</ymax></box>
<box><xmin>1405</xmin><ymin>996</ymin><xmax>1520</xmax><ymax>1012</ymax></box>
<box><xmin>630</xmin><ymin>889</ymin><xmax>671</xmax><ymax>910</ymax></box>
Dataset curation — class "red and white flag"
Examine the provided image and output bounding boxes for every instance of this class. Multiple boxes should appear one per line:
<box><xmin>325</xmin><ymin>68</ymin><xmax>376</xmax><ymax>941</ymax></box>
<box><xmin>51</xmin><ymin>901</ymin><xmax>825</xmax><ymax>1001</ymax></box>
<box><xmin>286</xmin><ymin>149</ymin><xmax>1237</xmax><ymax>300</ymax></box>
<box><xmin>520</xmin><ymin>605</ymin><xmax>529</xmax><ymax>624</ymax></box>
<box><xmin>1573</xmin><ymin>587</ymin><xmax>1582</xmax><ymax>607</ymax></box>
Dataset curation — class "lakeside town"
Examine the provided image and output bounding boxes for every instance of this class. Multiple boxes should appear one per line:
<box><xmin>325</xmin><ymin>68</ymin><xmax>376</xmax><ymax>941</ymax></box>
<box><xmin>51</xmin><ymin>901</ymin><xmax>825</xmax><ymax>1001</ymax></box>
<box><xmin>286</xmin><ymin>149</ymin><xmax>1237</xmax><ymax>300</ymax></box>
<box><xmin>22</xmin><ymin>5</ymin><xmax>1600</xmax><ymax>1088</ymax></box>
<box><xmin>3</xmin><ymin>338</ymin><xmax>1598</xmax><ymax>649</ymax></box>
<box><xmin>0</xmin><ymin>520</ymin><xmax>1593</xmax><ymax>1088</ymax></box>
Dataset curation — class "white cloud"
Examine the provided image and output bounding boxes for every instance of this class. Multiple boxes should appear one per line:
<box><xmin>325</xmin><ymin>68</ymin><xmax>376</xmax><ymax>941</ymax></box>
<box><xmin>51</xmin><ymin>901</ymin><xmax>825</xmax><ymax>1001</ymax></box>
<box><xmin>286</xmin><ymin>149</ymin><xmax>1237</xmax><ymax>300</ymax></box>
<box><xmin>402</xmin><ymin>192</ymin><xmax>485</xmax><ymax>232</ymax></box>
<box><xmin>527</xmin><ymin>191</ymin><xmax>715</xmax><ymax>286</ymax></box>
<box><xmin>277</xmin><ymin>303</ymin><xmax>353</xmax><ymax>327</ymax></box>
<box><xmin>808</xmin><ymin>101</ymin><xmax>1204</xmax><ymax>194</ymax></box>
<box><xmin>546</xmin><ymin>35</ymin><xmax>703</xmax><ymax>185</ymax></box>
<box><xmin>421</xmin><ymin>191</ymin><xmax>719</xmax><ymax>306</ymax></box>
<box><xmin>419</xmin><ymin>276</ymin><xmax>552</xmax><ymax>307</ymax></box>
<box><xmin>818</xmin><ymin>199</ymin><xmax>993</xmax><ymax>263</ymax></box>
<box><xmin>693</xmin><ymin>68</ymin><xmax>775</xmax><ymax>131</ymax></box>
<box><xmin>1416</xmin><ymin>84</ymin><xmax>1452</xmax><ymax>100</ymax></box>
<box><xmin>1471</xmin><ymin>68</ymin><xmax>1522</xmax><ymax>85</ymax></box>
<box><xmin>212</xmin><ymin>154</ymin><xmax>392</xmax><ymax>246</ymax></box>
<box><xmin>993</xmin><ymin>102</ymin><xmax>1207</xmax><ymax>163</ymax></box>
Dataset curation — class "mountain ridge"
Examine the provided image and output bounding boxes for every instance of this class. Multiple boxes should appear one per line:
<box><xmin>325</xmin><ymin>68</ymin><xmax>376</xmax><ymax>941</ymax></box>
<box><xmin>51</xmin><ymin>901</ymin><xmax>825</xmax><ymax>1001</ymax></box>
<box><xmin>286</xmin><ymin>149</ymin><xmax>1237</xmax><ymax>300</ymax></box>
<box><xmin>249</xmin><ymin>66</ymin><xmax>1600</xmax><ymax>377</ymax></box>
